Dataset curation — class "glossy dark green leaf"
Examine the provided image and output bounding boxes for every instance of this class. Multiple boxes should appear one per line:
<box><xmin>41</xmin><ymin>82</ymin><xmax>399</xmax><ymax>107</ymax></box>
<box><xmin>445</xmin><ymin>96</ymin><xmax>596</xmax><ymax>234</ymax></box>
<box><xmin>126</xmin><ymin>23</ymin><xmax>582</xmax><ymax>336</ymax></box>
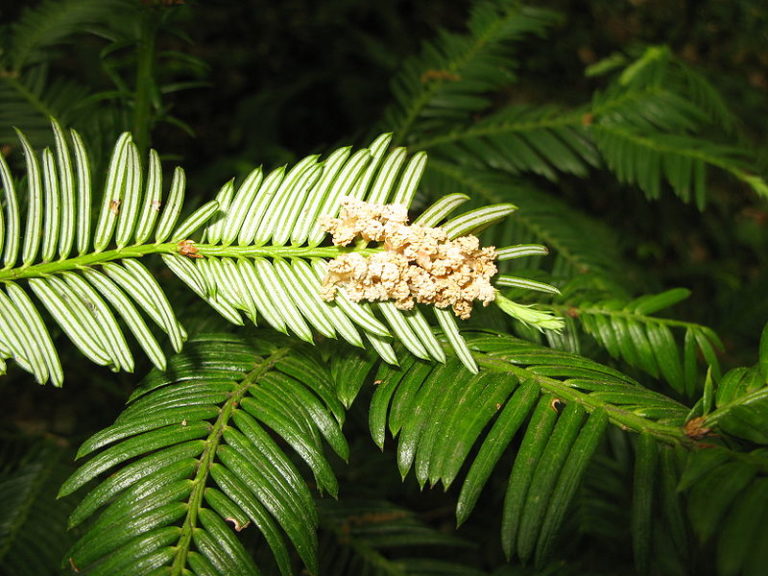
<box><xmin>62</xmin><ymin>444</ymin><xmax>203</xmax><ymax>526</ymax></box>
<box><xmin>413</xmin><ymin>367</ymin><xmax>482</xmax><ymax>487</ymax></box>
<box><xmin>276</xmin><ymin>354</ymin><xmax>345</xmax><ymax>424</ymax></box>
<box><xmin>716</xmin><ymin>480</ymin><xmax>768</xmax><ymax>576</ymax></box>
<box><xmin>204</xmin><ymin>487</ymin><xmax>250</xmax><ymax>533</ymax></box>
<box><xmin>516</xmin><ymin>402</ymin><xmax>586</xmax><ymax>561</ymax></box>
<box><xmin>68</xmin><ymin>502</ymin><xmax>186</xmax><ymax>569</ymax></box>
<box><xmin>84</xmin><ymin>478</ymin><xmax>192</xmax><ymax>543</ymax></box>
<box><xmin>187</xmin><ymin>550</ymin><xmax>218</xmax><ymax>576</ymax></box>
<box><xmin>396</xmin><ymin>363</ymin><xmax>455</xmax><ymax>479</ymax></box>
<box><xmin>122</xmin><ymin>385</ymin><xmax>232</xmax><ymax>420</ymax></box>
<box><xmin>630</xmin><ymin>288</ymin><xmax>690</xmax><ymax>315</ymax></box>
<box><xmin>369</xmin><ymin>357</ymin><xmax>418</xmax><ymax>449</ymax></box>
<box><xmin>759</xmin><ymin>323</ymin><xmax>768</xmax><ymax>381</ymax></box>
<box><xmin>77</xmin><ymin>406</ymin><xmax>219</xmax><ymax>458</ymax></box>
<box><xmin>658</xmin><ymin>446</ymin><xmax>689</xmax><ymax>564</ymax></box>
<box><xmin>196</xmin><ymin>507</ymin><xmax>261</xmax><ymax>576</ymax></box>
<box><xmin>501</xmin><ymin>395</ymin><xmax>558</xmax><ymax>558</ymax></box>
<box><xmin>613</xmin><ymin>316</ymin><xmax>641</xmax><ymax>369</ymax></box>
<box><xmin>259</xmin><ymin>371</ymin><xmax>348</xmax><ymax>460</ymax></box>
<box><xmin>77</xmin><ymin>526</ymin><xmax>179</xmax><ymax>576</ymax></box>
<box><xmin>457</xmin><ymin>380</ymin><xmax>537</xmax><ymax>526</ymax></box>
<box><xmin>331</xmin><ymin>347</ymin><xmax>377</xmax><ymax>408</ymax></box>
<box><xmin>647</xmin><ymin>323</ymin><xmax>684</xmax><ymax>391</ymax></box>
<box><xmin>242</xmin><ymin>387</ymin><xmax>322</xmax><ymax>449</ymax></box>
<box><xmin>589</xmin><ymin>313</ymin><xmax>621</xmax><ymax>359</ymax></box>
<box><xmin>535</xmin><ymin>409</ymin><xmax>607</xmax><ymax>564</ymax></box>
<box><xmin>632</xmin><ymin>433</ymin><xmax>657</xmax><ymax>575</ymax></box>
<box><xmin>224</xmin><ymin>416</ymin><xmax>316</xmax><ymax>519</ymax></box>
<box><xmin>216</xmin><ymin>441</ymin><xmax>318</xmax><ymax>573</ymax></box>
<box><xmin>680</xmin><ymin>329</ymin><xmax>698</xmax><ymax>398</ymax></box>
<box><xmin>388</xmin><ymin>360</ymin><xmax>433</xmax><ymax>437</ymax></box>
<box><xmin>687</xmin><ymin>459</ymin><xmax>756</xmax><ymax>542</ymax></box>
<box><xmin>431</xmin><ymin>371</ymin><xmax>519</xmax><ymax>488</ymax></box>
<box><xmin>237</xmin><ymin>398</ymin><xmax>338</xmax><ymax>498</ymax></box>
<box><xmin>209</xmin><ymin>463</ymin><xmax>292</xmax><ymax>576</ymax></box>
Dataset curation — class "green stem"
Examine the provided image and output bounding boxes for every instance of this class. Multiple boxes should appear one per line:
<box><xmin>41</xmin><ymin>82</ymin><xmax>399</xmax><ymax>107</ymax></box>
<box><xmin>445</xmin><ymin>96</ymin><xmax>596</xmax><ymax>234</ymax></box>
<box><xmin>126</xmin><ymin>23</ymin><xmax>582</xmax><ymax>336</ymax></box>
<box><xmin>170</xmin><ymin>347</ymin><xmax>289</xmax><ymax>574</ymax></box>
<box><xmin>478</xmin><ymin>354</ymin><xmax>689</xmax><ymax>445</ymax></box>
<box><xmin>411</xmin><ymin>110</ymin><xmax>585</xmax><ymax>151</ymax></box>
<box><xmin>391</xmin><ymin>7</ymin><xmax>514</xmax><ymax>146</ymax></box>
<box><xmin>0</xmin><ymin>244</ymin><xmax>175</xmax><ymax>281</ymax></box>
<box><xmin>133</xmin><ymin>8</ymin><xmax>159</xmax><ymax>156</ymax></box>
<box><xmin>702</xmin><ymin>386</ymin><xmax>768</xmax><ymax>429</ymax></box>
<box><xmin>195</xmin><ymin>245</ymin><xmax>380</xmax><ymax>259</ymax></box>
<box><xmin>593</xmin><ymin>124</ymin><xmax>741</xmax><ymax>174</ymax></box>
<box><xmin>549</xmin><ymin>303</ymin><xmax>715</xmax><ymax>333</ymax></box>
<box><xmin>0</xmin><ymin>243</ymin><xmax>381</xmax><ymax>283</ymax></box>
<box><xmin>0</xmin><ymin>71</ymin><xmax>58</xmax><ymax>120</ymax></box>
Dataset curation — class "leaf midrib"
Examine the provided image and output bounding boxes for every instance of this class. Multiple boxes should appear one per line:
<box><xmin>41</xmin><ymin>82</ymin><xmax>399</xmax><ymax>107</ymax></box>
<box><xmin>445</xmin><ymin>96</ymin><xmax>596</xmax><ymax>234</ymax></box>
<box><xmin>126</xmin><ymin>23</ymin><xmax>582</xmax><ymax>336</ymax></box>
<box><xmin>0</xmin><ymin>71</ymin><xmax>58</xmax><ymax>120</ymax></box>
<box><xmin>0</xmin><ymin>243</ymin><xmax>379</xmax><ymax>282</ymax></box>
<box><xmin>391</xmin><ymin>7</ymin><xmax>518</xmax><ymax>145</ymax></box>
<box><xmin>411</xmin><ymin>110</ymin><xmax>585</xmax><ymax>150</ymax></box>
<box><xmin>477</xmin><ymin>353</ymin><xmax>689</xmax><ymax>445</ymax></box>
<box><xmin>550</xmin><ymin>303</ymin><xmax>718</xmax><ymax>333</ymax></box>
<box><xmin>170</xmin><ymin>346</ymin><xmax>290</xmax><ymax>575</ymax></box>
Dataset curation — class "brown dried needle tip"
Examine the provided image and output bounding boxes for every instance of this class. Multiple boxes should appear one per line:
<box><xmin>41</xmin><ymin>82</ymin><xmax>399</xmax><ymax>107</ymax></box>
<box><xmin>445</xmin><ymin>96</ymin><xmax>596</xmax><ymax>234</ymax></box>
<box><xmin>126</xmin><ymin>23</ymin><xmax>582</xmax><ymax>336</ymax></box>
<box><xmin>319</xmin><ymin>197</ymin><xmax>497</xmax><ymax>319</ymax></box>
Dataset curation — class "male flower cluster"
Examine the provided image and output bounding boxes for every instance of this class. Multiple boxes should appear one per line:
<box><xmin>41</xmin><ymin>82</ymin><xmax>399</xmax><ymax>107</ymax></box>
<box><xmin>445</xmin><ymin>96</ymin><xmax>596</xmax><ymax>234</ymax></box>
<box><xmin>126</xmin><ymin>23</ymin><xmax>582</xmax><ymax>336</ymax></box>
<box><xmin>319</xmin><ymin>197</ymin><xmax>497</xmax><ymax>319</ymax></box>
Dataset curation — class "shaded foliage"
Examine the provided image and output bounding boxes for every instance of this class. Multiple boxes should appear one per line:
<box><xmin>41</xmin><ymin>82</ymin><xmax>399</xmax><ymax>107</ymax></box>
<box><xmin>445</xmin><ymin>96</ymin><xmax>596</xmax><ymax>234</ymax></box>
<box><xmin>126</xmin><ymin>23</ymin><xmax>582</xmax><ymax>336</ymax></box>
<box><xmin>1</xmin><ymin>1</ymin><xmax>767</xmax><ymax>575</ymax></box>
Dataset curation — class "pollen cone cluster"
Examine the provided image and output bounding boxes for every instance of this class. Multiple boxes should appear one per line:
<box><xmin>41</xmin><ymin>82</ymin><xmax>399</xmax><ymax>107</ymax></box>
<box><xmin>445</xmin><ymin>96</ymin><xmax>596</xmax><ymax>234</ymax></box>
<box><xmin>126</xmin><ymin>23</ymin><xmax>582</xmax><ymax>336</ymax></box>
<box><xmin>319</xmin><ymin>197</ymin><xmax>497</xmax><ymax>319</ymax></box>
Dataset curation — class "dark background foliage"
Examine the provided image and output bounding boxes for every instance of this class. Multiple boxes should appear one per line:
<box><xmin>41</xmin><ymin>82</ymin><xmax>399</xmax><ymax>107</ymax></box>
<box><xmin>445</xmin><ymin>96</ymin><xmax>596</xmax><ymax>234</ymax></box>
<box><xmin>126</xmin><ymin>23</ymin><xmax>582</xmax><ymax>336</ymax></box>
<box><xmin>0</xmin><ymin>0</ymin><xmax>766</xmax><ymax>574</ymax></box>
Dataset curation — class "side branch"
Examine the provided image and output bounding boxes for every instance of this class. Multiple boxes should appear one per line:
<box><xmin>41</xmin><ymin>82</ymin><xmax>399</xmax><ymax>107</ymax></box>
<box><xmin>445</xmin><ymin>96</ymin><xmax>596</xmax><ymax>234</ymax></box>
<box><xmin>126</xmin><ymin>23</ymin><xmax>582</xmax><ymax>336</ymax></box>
<box><xmin>0</xmin><ymin>243</ymin><xmax>381</xmax><ymax>282</ymax></box>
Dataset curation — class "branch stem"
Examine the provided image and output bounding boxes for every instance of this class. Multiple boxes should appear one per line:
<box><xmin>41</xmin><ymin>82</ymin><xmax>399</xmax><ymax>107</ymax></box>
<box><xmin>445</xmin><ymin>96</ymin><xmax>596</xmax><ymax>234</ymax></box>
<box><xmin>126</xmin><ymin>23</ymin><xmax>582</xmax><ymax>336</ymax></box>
<box><xmin>0</xmin><ymin>243</ymin><xmax>381</xmax><ymax>282</ymax></box>
<box><xmin>170</xmin><ymin>347</ymin><xmax>289</xmax><ymax>574</ymax></box>
<box><xmin>132</xmin><ymin>7</ymin><xmax>159</xmax><ymax>156</ymax></box>
<box><xmin>477</xmin><ymin>354</ymin><xmax>689</xmax><ymax>445</ymax></box>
